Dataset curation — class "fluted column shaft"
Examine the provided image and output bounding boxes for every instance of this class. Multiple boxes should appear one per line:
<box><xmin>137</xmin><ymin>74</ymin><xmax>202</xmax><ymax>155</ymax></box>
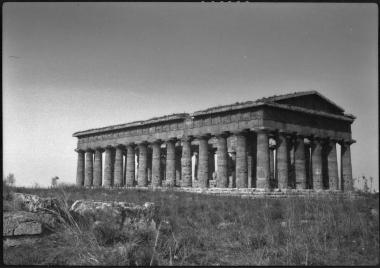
<box><xmin>84</xmin><ymin>150</ymin><xmax>94</xmax><ymax>187</ymax></box>
<box><xmin>93</xmin><ymin>149</ymin><xmax>103</xmax><ymax>187</ymax></box>
<box><xmin>277</xmin><ymin>133</ymin><xmax>289</xmax><ymax>189</ymax></box>
<box><xmin>76</xmin><ymin>150</ymin><xmax>85</xmax><ymax>186</ymax></box>
<box><xmin>166</xmin><ymin>140</ymin><xmax>176</xmax><ymax>187</ymax></box>
<box><xmin>341</xmin><ymin>141</ymin><xmax>353</xmax><ymax>191</ymax></box>
<box><xmin>114</xmin><ymin>146</ymin><xmax>124</xmax><ymax>187</ymax></box>
<box><xmin>104</xmin><ymin>147</ymin><xmax>113</xmax><ymax>187</ymax></box>
<box><xmin>138</xmin><ymin>143</ymin><xmax>148</xmax><ymax>186</ymax></box>
<box><xmin>181</xmin><ymin>138</ymin><xmax>192</xmax><ymax>187</ymax></box>
<box><xmin>198</xmin><ymin>137</ymin><xmax>209</xmax><ymax>188</ymax></box>
<box><xmin>311</xmin><ymin>139</ymin><xmax>323</xmax><ymax>190</ymax></box>
<box><xmin>152</xmin><ymin>142</ymin><xmax>162</xmax><ymax>187</ymax></box>
<box><xmin>256</xmin><ymin>130</ymin><xmax>270</xmax><ymax>189</ymax></box>
<box><xmin>216</xmin><ymin>135</ymin><xmax>228</xmax><ymax>188</ymax></box>
<box><xmin>126</xmin><ymin>145</ymin><xmax>135</xmax><ymax>187</ymax></box>
<box><xmin>327</xmin><ymin>140</ymin><xmax>339</xmax><ymax>190</ymax></box>
<box><xmin>294</xmin><ymin>136</ymin><xmax>307</xmax><ymax>189</ymax></box>
<box><xmin>236</xmin><ymin>133</ymin><xmax>248</xmax><ymax>188</ymax></box>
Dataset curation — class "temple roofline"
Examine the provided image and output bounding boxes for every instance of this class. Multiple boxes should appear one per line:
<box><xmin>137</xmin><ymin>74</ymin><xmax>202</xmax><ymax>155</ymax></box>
<box><xmin>73</xmin><ymin>92</ymin><xmax>355</xmax><ymax>138</ymax></box>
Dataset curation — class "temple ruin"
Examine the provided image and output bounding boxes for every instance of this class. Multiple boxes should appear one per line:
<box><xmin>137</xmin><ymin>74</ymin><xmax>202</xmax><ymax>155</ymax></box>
<box><xmin>73</xmin><ymin>91</ymin><xmax>356</xmax><ymax>191</ymax></box>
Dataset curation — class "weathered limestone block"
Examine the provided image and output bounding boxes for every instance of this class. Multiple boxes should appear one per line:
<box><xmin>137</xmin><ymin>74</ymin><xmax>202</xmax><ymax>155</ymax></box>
<box><xmin>104</xmin><ymin>147</ymin><xmax>113</xmax><ymax>187</ymax></box>
<box><xmin>138</xmin><ymin>143</ymin><xmax>148</xmax><ymax>186</ymax></box>
<box><xmin>5</xmin><ymin>211</ymin><xmax>60</xmax><ymax>236</ymax></box>
<box><xmin>126</xmin><ymin>144</ymin><xmax>135</xmax><ymax>187</ymax></box>
<box><xmin>311</xmin><ymin>138</ymin><xmax>323</xmax><ymax>190</ymax></box>
<box><xmin>326</xmin><ymin>140</ymin><xmax>339</xmax><ymax>190</ymax></box>
<box><xmin>12</xmin><ymin>193</ymin><xmax>60</xmax><ymax>213</ymax></box>
<box><xmin>277</xmin><ymin>133</ymin><xmax>289</xmax><ymax>189</ymax></box>
<box><xmin>166</xmin><ymin>139</ymin><xmax>176</xmax><ymax>187</ymax></box>
<box><xmin>84</xmin><ymin>150</ymin><xmax>94</xmax><ymax>187</ymax></box>
<box><xmin>3</xmin><ymin>211</ymin><xmax>42</xmax><ymax>236</ymax></box>
<box><xmin>75</xmin><ymin>149</ymin><xmax>85</xmax><ymax>186</ymax></box>
<box><xmin>256</xmin><ymin>130</ymin><xmax>270</xmax><ymax>189</ymax></box>
<box><xmin>93</xmin><ymin>149</ymin><xmax>103</xmax><ymax>187</ymax></box>
<box><xmin>341</xmin><ymin>141</ymin><xmax>354</xmax><ymax>191</ymax></box>
<box><xmin>152</xmin><ymin>141</ymin><xmax>162</xmax><ymax>187</ymax></box>
<box><xmin>198</xmin><ymin>136</ymin><xmax>209</xmax><ymax>188</ymax></box>
<box><xmin>216</xmin><ymin>134</ymin><xmax>228</xmax><ymax>188</ymax></box>
<box><xmin>235</xmin><ymin>133</ymin><xmax>248</xmax><ymax>188</ymax></box>
<box><xmin>69</xmin><ymin>200</ymin><xmax>157</xmax><ymax>231</ymax></box>
<box><xmin>181</xmin><ymin>137</ymin><xmax>192</xmax><ymax>187</ymax></box>
<box><xmin>294</xmin><ymin>135</ymin><xmax>307</xmax><ymax>189</ymax></box>
<box><xmin>114</xmin><ymin>146</ymin><xmax>124</xmax><ymax>187</ymax></box>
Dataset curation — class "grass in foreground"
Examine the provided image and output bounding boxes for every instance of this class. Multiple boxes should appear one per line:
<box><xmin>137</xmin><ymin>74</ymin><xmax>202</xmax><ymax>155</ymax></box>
<box><xmin>3</xmin><ymin>185</ymin><xmax>379</xmax><ymax>266</ymax></box>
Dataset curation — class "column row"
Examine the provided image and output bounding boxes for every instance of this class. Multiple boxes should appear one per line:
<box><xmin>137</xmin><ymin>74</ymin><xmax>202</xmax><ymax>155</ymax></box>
<box><xmin>75</xmin><ymin>130</ymin><xmax>354</xmax><ymax>191</ymax></box>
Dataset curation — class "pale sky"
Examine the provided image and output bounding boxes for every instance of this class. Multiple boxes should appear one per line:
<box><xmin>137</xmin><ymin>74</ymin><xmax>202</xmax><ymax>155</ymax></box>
<box><xmin>3</xmin><ymin>3</ymin><xmax>378</xmax><ymax>191</ymax></box>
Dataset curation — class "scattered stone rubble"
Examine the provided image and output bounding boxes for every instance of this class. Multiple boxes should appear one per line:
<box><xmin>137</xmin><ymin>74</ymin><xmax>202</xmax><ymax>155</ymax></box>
<box><xmin>3</xmin><ymin>192</ymin><xmax>158</xmax><ymax>248</ymax></box>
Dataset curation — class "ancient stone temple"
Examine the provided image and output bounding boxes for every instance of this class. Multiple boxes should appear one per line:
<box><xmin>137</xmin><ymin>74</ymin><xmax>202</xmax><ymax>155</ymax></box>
<box><xmin>73</xmin><ymin>91</ymin><xmax>356</xmax><ymax>191</ymax></box>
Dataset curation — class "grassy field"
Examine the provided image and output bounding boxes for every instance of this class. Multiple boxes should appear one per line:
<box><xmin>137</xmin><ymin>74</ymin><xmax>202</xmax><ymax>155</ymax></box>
<box><xmin>3</xmin><ymin>185</ymin><xmax>379</xmax><ymax>266</ymax></box>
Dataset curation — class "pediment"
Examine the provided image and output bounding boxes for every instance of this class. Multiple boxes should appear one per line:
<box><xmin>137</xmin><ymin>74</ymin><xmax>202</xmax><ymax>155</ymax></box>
<box><xmin>262</xmin><ymin>91</ymin><xmax>345</xmax><ymax>115</ymax></box>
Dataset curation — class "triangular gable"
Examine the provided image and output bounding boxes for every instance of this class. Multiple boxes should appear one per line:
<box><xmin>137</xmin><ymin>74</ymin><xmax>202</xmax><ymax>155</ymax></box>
<box><xmin>260</xmin><ymin>91</ymin><xmax>345</xmax><ymax>115</ymax></box>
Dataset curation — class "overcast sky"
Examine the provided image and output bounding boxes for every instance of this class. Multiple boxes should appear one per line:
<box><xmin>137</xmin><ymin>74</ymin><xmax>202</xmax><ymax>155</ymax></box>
<box><xmin>3</xmin><ymin>3</ymin><xmax>378</xmax><ymax>190</ymax></box>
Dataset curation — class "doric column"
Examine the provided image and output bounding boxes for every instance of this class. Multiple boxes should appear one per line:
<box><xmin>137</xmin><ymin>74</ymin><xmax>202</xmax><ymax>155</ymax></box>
<box><xmin>235</xmin><ymin>131</ymin><xmax>248</xmax><ymax>188</ymax></box>
<box><xmin>276</xmin><ymin>132</ymin><xmax>289</xmax><ymax>189</ymax></box>
<box><xmin>104</xmin><ymin>146</ymin><xmax>113</xmax><ymax>187</ymax></box>
<box><xmin>125</xmin><ymin>144</ymin><xmax>135</xmax><ymax>187</ymax></box>
<box><xmin>165</xmin><ymin>139</ymin><xmax>176</xmax><ymax>187</ymax></box>
<box><xmin>326</xmin><ymin>139</ymin><xmax>339</xmax><ymax>190</ymax></box>
<box><xmin>138</xmin><ymin>142</ymin><xmax>148</xmax><ymax>186</ymax></box>
<box><xmin>341</xmin><ymin>140</ymin><xmax>354</xmax><ymax>191</ymax></box>
<box><xmin>84</xmin><ymin>149</ymin><xmax>94</xmax><ymax>187</ymax></box>
<box><xmin>197</xmin><ymin>135</ymin><xmax>209</xmax><ymax>188</ymax></box>
<box><xmin>216</xmin><ymin>133</ymin><xmax>228</xmax><ymax>188</ymax></box>
<box><xmin>151</xmin><ymin>140</ymin><xmax>162</xmax><ymax>187</ymax></box>
<box><xmin>93</xmin><ymin>148</ymin><xmax>103</xmax><ymax>187</ymax></box>
<box><xmin>181</xmin><ymin>136</ymin><xmax>192</xmax><ymax>187</ymax></box>
<box><xmin>256</xmin><ymin>129</ymin><xmax>270</xmax><ymax>189</ymax></box>
<box><xmin>75</xmin><ymin>149</ymin><xmax>85</xmax><ymax>186</ymax></box>
<box><xmin>269</xmin><ymin>136</ymin><xmax>276</xmax><ymax>188</ymax></box>
<box><xmin>311</xmin><ymin>137</ymin><xmax>323</xmax><ymax>190</ymax></box>
<box><xmin>192</xmin><ymin>152</ymin><xmax>198</xmax><ymax>184</ymax></box>
<box><xmin>228</xmin><ymin>152</ymin><xmax>236</xmax><ymax>188</ymax></box>
<box><xmin>114</xmin><ymin>145</ymin><xmax>124</xmax><ymax>187</ymax></box>
<box><xmin>294</xmin><ymin>135</ymin><xmax>307</xmax><ymax>189</ymax></box>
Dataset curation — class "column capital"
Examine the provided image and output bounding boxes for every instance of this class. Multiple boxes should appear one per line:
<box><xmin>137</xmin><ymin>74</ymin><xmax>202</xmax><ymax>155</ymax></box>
<box><xmin>232</xmin><ymin>129</ymin><xmax>249</xmax><ymax>136</ymax></box>
<box><xmin>329</xmin><ymin>137</ymin><xmax>340</xmax><ymax>144</ymax></box>
<box><xmin>115</xmin><ymin>144</ymin><xmax>125</xmax><ymax>149</ymax></box>
<box><xmin>85</xmin><ymin>148</ymin><xmax>94</xmax><ymax>153</ymax></box>
<box><xmin>94</xmin><ymin>147</ymin><xmax>105</xmax><ymax>153</ymax></box>
<box><xmin>339</xmin><ymin>139</ymin><xmax>356</xmax><ymax>146</ymax></box>
<box><xmin>75</xmin><ymin>148</ymin><xmax>85</xmax><ymax>153</ymax></box>
<box><xmin>181</xmin><ymin>135</ymin><xmax>193</xmax><ymax>142</ymax></box>
<box><xmin>105</xmin><ymin>145</ymin><xmax>114</xmax><ymax>150</ymax></box>
<box><xmin>310</xmin><ymin>136</ymin><xmax>324</xmax><ymax>143</ymax></box>
<box><xmin>125</xmin><ymin>142</ymin><xmax>136</xmax><ymax>148</ymax></box>
<box><xmin>252</xmin><ymin>127</ymin><xmax>273</xmax><ymax>134</ymax></box>
<box><xmin>215</xmin><ymin>131</ymin><xmax>230</xmax><ymax>138</ymax></box>
<box><xmin>165</xmin><ymin>137</ymin><xmax>177</xmax><ymax>143</ymax></box>
<box><xmin>195</xmin><ymin>133</ymin><xmax>211</xmax><ymax>140</ymax></box>
<box><xmin>151</xmin><ymin>139</ymin><xmax>163</xmax><ymax>145</ymax></box>
<box><xmin>278</xmin><ymin>129</ymin><xmax>292</xmax><ymax>136</ymax></box>
<box><xmin>137</xmin><ymin>140</ymin><xmax>148</xmax><ymax>146</ymax></box>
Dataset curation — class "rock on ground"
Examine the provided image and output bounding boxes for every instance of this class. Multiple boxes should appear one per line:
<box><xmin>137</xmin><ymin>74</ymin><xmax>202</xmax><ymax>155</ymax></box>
<box><xmin>12</xmin><ymin>192</ymin><xmax>61</xmax><ymax>213</ymax></box>
<box><xmin>69</xmin><ymin>200</ymin><xmax>158</xmax><ymax>232</ymax></box>
<box><xmin>3</xmin><ymin>211</ymin><xmax>43</xmax><ymax>236</ymax></box>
